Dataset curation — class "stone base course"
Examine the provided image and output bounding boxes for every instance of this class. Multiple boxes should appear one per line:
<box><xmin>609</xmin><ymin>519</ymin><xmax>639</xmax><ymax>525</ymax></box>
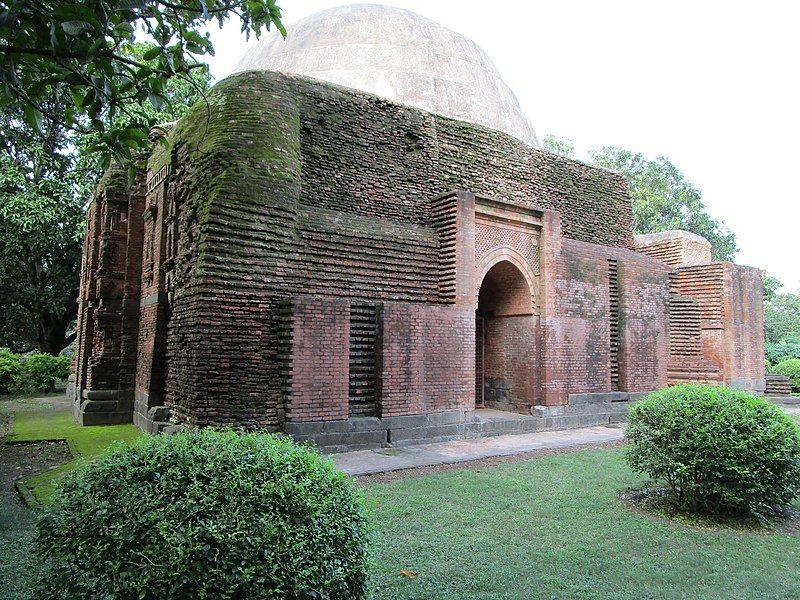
<box><xmin>288</xmin><ymin>392</ymin><xmax>648</xmax><ymax>453</ymax></box>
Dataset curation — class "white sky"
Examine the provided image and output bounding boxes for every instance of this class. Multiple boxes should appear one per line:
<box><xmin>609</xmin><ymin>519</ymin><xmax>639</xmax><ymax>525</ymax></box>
<box><xmin>203</xmin><ymin>1</ymin><xmax>800</xmax><ymax>290</ymax></box>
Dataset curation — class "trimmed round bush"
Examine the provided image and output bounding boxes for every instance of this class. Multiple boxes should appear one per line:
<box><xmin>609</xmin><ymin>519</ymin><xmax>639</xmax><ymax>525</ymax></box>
<box><xmin>35</xmin><ymin>429</ymin><xmax>368</xmax><ymax>599</ymax></box>
<box><xmin>771</xmin><ymin>358</ymin><xmax>800</xmax><ymax>392</ymax></box>
<box><xmin>625</xmin><ymin>384</ymin><xmax>800</xmax><ymax>518</ymax></box>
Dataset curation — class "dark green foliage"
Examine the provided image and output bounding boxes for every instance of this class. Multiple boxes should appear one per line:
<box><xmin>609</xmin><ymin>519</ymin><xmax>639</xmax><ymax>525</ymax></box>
<box><xmin>0</xmin><ymin>1</ymin><xmax>284</xmax><ymax>167</ymax></box>
<box><xmin>625</xmin><ymin>384</ymin><xmax>800</xmax><ymax>518</ymax></box>
<box><xmin>0</xmin><ymin>42</ymin><xmax>211</xmax><ymax>356</ymax></box>
<box><xmin>35</xmin><ymin>429</ymin><xmax>368</xmax><ymax>599</ymax></box>
<box><xmin>771</xmin><ymin>359</ymin><xmax>800</xmax><ymax>392</ymax></box>
<box><xmin>764</xmin><ymin>294</ymin><xmax>800</xmax><ymax>345</ymax></box>
<box><xmin>0</xmin><ymin>349</ymin><xmax>67</xmax><ymax>393</ymax></box>
<box><xmin>0</xmin><ymin>347</ymin><xmax>21</xmax><ymax>394</ymax></box>
<box><xmin>17</xmin><ymin>353</ymin><xmax>70</xmax><ymax>392</ymax></box>
<box><xmin>766</xmin><ymin>339</ymin><xmax>800</xmax><ymax>365</ymax></box>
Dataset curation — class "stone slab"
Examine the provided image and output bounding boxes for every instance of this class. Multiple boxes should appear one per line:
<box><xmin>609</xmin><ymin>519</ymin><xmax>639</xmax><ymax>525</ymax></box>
<box><xmin>334</xmin><ymin>425</ymin><xmax>625</xmax><ymax>476</ymax></box>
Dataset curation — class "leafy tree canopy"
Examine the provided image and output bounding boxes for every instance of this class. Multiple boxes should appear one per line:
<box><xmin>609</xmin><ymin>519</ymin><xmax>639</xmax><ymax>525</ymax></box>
<box><xmin>763</xmin><ymin>272</ymin><xmax>783</xmax><ymax>303</ymax></box>
<box><xmin>0</xmin><ymin>41</ymin><xmax>210</xmax><ymax>355</ymax></box>
<box><xmin>542</xmin><ymin>135</ymin><xmax>737</xmax><ymax>262</ymax></box>
<box><xmin>542</xmin><ymin>134</ymin><xmax>575</xmax><ymax>159</ymax></box>
<box><xmin>0</xmin><ymin>0</ymin><xmax>284</xmax><ymax>170</ymax></box>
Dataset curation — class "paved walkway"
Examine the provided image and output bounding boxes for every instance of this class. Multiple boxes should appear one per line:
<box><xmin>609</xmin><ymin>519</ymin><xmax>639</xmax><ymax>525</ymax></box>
<box><xmin>334</xmin><ymin>424</ymin><xmax>624</xmax><ymax>476</ymax></box>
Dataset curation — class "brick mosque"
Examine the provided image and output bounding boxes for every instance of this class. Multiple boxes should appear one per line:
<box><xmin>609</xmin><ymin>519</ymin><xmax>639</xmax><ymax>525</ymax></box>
<box><xmin>71</xmin><ymin>5</ymin><xmax>765</xmax><ymax>450</ymax></box>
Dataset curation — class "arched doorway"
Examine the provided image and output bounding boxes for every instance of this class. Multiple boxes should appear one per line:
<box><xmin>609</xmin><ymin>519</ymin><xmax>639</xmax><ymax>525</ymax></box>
<box><xmin>475</xmin><ymin>260</ymin><xmax>536</xmax><ymax>413</ymax></box>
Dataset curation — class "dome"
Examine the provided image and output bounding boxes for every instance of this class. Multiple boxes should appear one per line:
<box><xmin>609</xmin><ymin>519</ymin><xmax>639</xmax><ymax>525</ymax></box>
<box><xmin>234</xmin><ymin>4</ymin><xmax>539</xmax><ymax>147</ymax></box>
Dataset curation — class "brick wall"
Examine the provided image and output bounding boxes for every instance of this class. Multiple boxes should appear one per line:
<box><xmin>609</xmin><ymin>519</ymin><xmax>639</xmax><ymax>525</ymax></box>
<box><xmin>539</xmin><ymin>239</ymin><xmax>671</xmax><ymax>405</ymax></box>
<box><xmin>72</xmin><ymin>165</ymin><xmax>147</xmax><ymax>424</ymax></box>
<box><xmin>292</xmin><ymin>72</ymin><xmax>633</xmax><ymax>249</ymax></box>
<box><xmin>721</xmin><ymin>265</ymin><xmax>765</xmax><ymax>391</ymax></box>
<box><xmin>285</xmin><ymin>297</ymin><xmax>350</xmax><ymax>422</ymax></box>
<box><xmin>483</xmin><ymin>315</ymin><xmax>537</xmax><ymax>412</ymax></box>
<box><xmin>377</xmin><ymin>303</ymin><xmax>474</xmax><ymax>417</ymax></box>
<box><xmin>76</xmin><ymin>71</ymin><xmax>764</xmax><ymax>433</ymax></box>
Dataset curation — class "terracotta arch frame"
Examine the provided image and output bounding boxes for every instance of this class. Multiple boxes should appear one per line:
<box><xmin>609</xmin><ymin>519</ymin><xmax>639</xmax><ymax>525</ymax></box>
<box><xmin>475</xmin><ymin>246</ymin><xmax>540</xmax><ymax>315</ymax></box>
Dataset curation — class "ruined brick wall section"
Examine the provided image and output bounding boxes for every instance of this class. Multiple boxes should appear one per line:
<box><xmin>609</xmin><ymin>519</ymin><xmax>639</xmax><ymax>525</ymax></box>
<box><xmin>430</xmin><ymin>193</ymin><xmax>459</xmax><ymax>302</ymax></box>
<box><xmin>670</xmin><ymin>264</ymin><xmax>726</xmax><ymax>385</ymax></box>
<box><xmin>117</xmin><ymin>193</ymin><xmax>144</xmax><ymax>397</ymax></box>
<box><xmin>721</xmin><ymin>264</ymin><xmax>765</xmax><ymax>392</ymax></box>
<box><xmin>615</xmin><ymin>251</ymin><xmax>671</xmax><ymax>393</ymax></box>
<box><xmin>73</xmin><ymin>198</ymin><xmax>102</xmax><ymax>401</ymax></box>
<box><xmin>377</xmin><ymin>303</ymin><xmax>474</xmax><ymax>417</ymax></box>
<box><xmin>72</xmin><ymin>166</ymin><xmax>147</xmax><ymax>425</ymax></box>
<box><xmin>167</xmin><ymin>290</ymin><xmax>278</xmax><ymax>428</ymax></box>
<box><xmin>84</xmin><ymin>193</ymin><xmax>133</xmax><ymax>392</ymax></box>
<box><xmin>667</xmin><ymin>263</ymin><xmax>764</xmax><ymax>392</ymax></box>
<box><xmin>285</xmin><ymin>297</ymin><xmax>350</xmax><ymax>422</ymax></box>
<box><xmin>132</xmin><ymin>169</ymin><xmax>172</xmax><ymax>429</ymax></box>
<box><xmin>540</xmin><ymin>239</ymin><xmax>670</xmax><ymax>405</ymax></box>
<box><xmin>288</xmin><ymin>205</ymin><xmax>440</xmax><ymax>303</ymax></box>
<box><xmin>292</xmin><ymin>73</ymin><xmax>633</xmax><ymax>249</ymax></box>
<box><xmin>634</xmin><ymin>231</ymin><xmax>712</xmax><ymax>267</ymax></box>
<box><xmin>161</xmin><ymin>74</ymin><xmax>302</xmax><ymax>428</ymax></box>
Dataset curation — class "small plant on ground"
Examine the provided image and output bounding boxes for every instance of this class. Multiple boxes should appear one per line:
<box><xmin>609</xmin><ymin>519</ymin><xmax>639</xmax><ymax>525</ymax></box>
<box><xmin>35</xmin><ymin>429</ymin><xmax>368</xmax><ymax>599</ymax></box>
<box><xmin>625</xmin><ymin>384</ymin><xmax>800</xmax><ymax>519</ymax></box>
<box><xmin>771</xmin><ymin>358</ymin><xmax>800</xmax><ymax>392</ymax></box>
<box><xmin>0</xmin><ymin>348</ymin><xmax>22</xmax><ymax>394</ymax></box>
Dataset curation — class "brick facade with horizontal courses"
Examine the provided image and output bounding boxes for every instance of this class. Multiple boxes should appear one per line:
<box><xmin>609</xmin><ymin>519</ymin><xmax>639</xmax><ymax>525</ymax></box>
<box><xmin>70</xmin><ymin>71</ymin><xmax>766</xmax><ymax>446</ymax></box>
<box><xmin>540</xmin><ymin>238</ymin><xmax>671</xmax><ymax>406</ymax></box>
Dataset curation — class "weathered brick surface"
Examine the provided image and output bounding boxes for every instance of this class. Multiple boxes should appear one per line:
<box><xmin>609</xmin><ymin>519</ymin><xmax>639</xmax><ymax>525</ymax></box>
<box><xmin>539</xmin><ymin>239</ymin><xmax>671</xmax><ymax>406</ymax></box>
<box><xmin>72</xmin><ymin>165</ymin><xmax>147</xmax><ymax>424</ymax></box>
<box><xmin>286</xmin><ymin>297</ymin><xmax>350</xmax><ymax>422</ymax></box>
<box><xmin>377</xmin><ymin>303</ymin><xmax>474</xmax><ymax>417</ymax></box>
<box><xmin>70</xmin><ymin>70</ymin><xmax>764</xmax><ymax>436</ymax></box>
<box><xmin>295</xmin><ymin>73</ymin><xmax>633</xmax><ymax>249</ymax></box>
<box><xmin>483</xmin><ymin>316</ymin><xmax>537</xmax><ymax>412</ymax></box>
<box><xmin>720</xmin><ymin>264</ymin><xmax>765</xmax><ymax>391</ymax></box>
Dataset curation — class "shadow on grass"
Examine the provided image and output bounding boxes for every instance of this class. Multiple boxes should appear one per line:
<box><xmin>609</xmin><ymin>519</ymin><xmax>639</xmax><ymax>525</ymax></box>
<box><xmin>620</xmin><ymin>486</ymin><xmax>800</xmax><ymax>534</ymax></box>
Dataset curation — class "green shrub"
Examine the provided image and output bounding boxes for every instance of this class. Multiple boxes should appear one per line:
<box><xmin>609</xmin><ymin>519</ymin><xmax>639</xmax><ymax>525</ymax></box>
<box><xmin>625</xmin><ymin>384</ymin><xmax>800</xmax><ymax>518</ymax></box>
<box><xmin>0</xmin><ymin>348</ymin><xmax>22</xmax><ymax>394</ymax></box>
<box><xmin>18</xmin><ymin>353</ymin><xmax>71</xmax><ymax>392</ymax></box>
<box><xmin>771</xmin><ymin>359</ymin><xmax>800</xmax><ymax>392</ymax></box>
<box><xmin>766</xmin><ymin>337</ymin><xmax>800</xmax><ymax>365</ymax></box>
<box><xmin>35</xmin><ymin>429</ymin><xmax>368</xmax><ymax>599</ymax></box>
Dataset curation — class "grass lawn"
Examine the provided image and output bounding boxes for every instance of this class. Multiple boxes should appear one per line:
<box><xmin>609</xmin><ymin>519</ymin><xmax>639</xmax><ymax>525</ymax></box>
<box><xmin>1</xmin><ymin>395</ymin><xmax>798</xmax><ymax>599</ymax></box>
<box><xmin>2</xmin><ymin>394</ymin><xmax>142</xmax><ymax>505</ymax></box>
<box><xmin>364</xmin><ymin>448</ymin><xmax>800</xmax><ymax>599</ymax></box>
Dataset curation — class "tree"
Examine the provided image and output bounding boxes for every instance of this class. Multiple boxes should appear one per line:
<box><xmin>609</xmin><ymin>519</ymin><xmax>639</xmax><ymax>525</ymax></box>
<box><xmin>590</xmin><ymin>146</ymin><xmax>737</xmax><ymax>261</ymax></box>
<box><xmin>543</xmin><ymin>134</ymin><xmax>576</xmax><ymax>158</ymax></box>
<box><xmin>0</xmin><ymin>102</ymin><xmax>86</xmax><ymax>354</ymax></box>
<box><xmin>763</xmin><ymin>272</ymin><xmax>783</xmax><ymax>303</ymax></box>
<box><xmin>765</xmin><ymin>293</ymin><xmax>800</xmax><ymax>346</ymax></box>
<box><xmin>0</xmin><ymin>42</ymin><xmax>210</xmax><ymax>355</ymax></box>
<box><xmin>0</xmin><ymin>0</ymin><xmax>284</xmax><ymax>170</ymax></box>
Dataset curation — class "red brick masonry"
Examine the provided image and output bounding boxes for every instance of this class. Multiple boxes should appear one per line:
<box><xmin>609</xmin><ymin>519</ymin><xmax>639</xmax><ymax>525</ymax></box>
<box><xmin>71</xmin><ymin>72</ymin><xmax>765</xmax><ymax>440</ymax></box>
